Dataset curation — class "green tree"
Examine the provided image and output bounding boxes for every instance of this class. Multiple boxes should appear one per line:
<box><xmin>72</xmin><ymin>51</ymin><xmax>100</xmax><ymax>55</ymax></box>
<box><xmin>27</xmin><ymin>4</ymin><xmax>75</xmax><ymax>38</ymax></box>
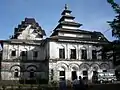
<box><xmin>106</xmin><ymin>0</ymin><xmax>120</xmax><ymax>66</ymax></box>
<box><xmin>107</xmin><ymin>0</ymin><xmax>120</xmax><ymax>40</ymax></box>
<box><xmin>98</xmin><ymin>0</ymin><xmax>120</xmax><ymax>66</ymax></box>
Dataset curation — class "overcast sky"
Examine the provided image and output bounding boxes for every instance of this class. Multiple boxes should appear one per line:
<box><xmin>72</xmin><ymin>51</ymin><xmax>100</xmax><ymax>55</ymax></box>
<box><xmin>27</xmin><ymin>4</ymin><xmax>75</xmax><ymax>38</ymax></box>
<box><xmin>0</xmin><ymin>0</ymin><xmax>120</xmax><ymax>41</ymax></box>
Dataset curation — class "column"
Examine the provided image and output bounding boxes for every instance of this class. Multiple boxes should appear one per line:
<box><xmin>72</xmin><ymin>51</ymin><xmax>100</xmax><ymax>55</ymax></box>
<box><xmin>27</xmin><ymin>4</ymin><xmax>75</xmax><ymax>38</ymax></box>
<box><xmin>66</xmin><ymin>70</ymin><xmax>71</xmax><ymax>80</ymax></box>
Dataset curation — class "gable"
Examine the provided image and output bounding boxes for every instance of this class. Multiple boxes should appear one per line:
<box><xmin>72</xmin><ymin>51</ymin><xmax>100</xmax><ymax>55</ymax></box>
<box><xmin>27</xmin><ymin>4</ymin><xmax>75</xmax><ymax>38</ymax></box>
<box><xmin>11</xmin><ymin>18</ymin><xmax>46</xmax><ymax>40</ymax></box>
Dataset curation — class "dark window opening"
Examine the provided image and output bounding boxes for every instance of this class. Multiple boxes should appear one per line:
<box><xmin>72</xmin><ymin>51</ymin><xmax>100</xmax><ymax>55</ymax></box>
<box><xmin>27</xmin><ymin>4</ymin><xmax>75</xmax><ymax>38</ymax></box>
<box><xmin>60</xmin><ymin>71</ymin><xmax>65</xmax><ymax>76</ymax></box>
<box><xmin>92</xmin><ymin>71</ymin><xmax>98</xmax><ymax>83</ymax></box>
<box><xmin>51</xmin><ymin>69</ymin><xmax>54</xmax><ymax>80</ymax></box>
<box><xmin>81</xmin><ymin>49</ymin><xmax>87</xmax><ymax>59</ymax></box>
<box><xmin>83</xmin><ymin>70</ymin><xmax>88</xmax><ymax>76</ymax></box>
<box><xmin>93</xmin><ymin>71</ymin><xmax>98</xmax><ymax>76</ymax></box>
<box><xmin>59</xmin><ymin>49</ymin><xmax>65</xmax><ymax>59</ymax></box>
<box><xmin>92</xmin><ymin>50</ymin><xmax>97</xmax><ymax>59</ymax></box>
<box><xmin>72</xmin><ymin>71</ymin><xmax>77</xmax><ymax>80</ymax></box>
<box><xmin>20</xmin><ymin>51</ymin><xmax>27</xmax><ymax>60</ymax></box>
<box><xmin>70</xmin><ymin>49</ymin><xmax>76</xmax><ymax>59</ymax></box>
<box><xmin>59</xmin><ymin>71</ymin><xmax>65</xmax><ymax>80</ymax></box>
<box><xmin>102</xmin><ymin>50</ymin><xmax>107</xmax><ymax>60</ymax></box>
<box><xmin>30</xmin><ymin>69</ymin><xmax>34</xmax><ymax>78</ymax></box>
<box><xmin>83</xmin><ymin>70</ymin><xmax>88</xmax><ymax>81</ymax></box>
<box><xmin>11</xmin><ymin>50</ymin><xmax>16</xmax><ymax>56</ymax></box>
<box><xmin>20</xmin><ymin>51</ymin><xmax>27</xmax><ymax>56</ymax></box>
<box><xmin>103</xmin><ymin>70</ymin><xmax>107</xmax><ymax>72</ymax></box>
<box><xmin>33</xmin><ymin>51</ymin><xmax>38</xmax><ymax>58</ymax></box>
<box><xmin>14</xmin><ymin>69</ymin><xmax>19</xmax><ymax>78</ymax></box>
<box><xmin>83</xmin><ymin>77</ymin><xmax>88</xmax><ymax>81</ymax></box>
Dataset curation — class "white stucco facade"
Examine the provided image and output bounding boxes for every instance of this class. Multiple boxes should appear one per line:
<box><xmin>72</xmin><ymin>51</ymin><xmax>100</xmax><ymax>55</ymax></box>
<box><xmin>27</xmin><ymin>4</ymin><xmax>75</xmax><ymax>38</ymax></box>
<box><xmin>0</xmin><ymin>18</ymin><xmax>48</xmax><ymax>83</ymax></box>
<box><xmin>48</xmin><ymin>5</ymin><xmax>113</xmax><ymax>83</ymax></box>
<box><xmin>48</xmin><ymin>41</ymin><xmax>113</xmax><ymax>82</ymax></box>
<box><xmin>0</xmin><ymin>5</ymin><xmax>114</xmax><ymax>84</ymax></box>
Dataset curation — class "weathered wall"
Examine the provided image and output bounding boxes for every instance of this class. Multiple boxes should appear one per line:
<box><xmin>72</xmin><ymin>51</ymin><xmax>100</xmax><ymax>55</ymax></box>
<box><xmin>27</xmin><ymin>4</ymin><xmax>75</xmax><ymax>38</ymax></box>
<box><xmin>1</xmin><ymin>41</ymin><xmax>48</xmax><ymax>81</ymax></box>
<box><xmin>49</xmin><ymin>41</ymin><xmax>102</xmax><ymax>60</ymax></box>
<box><xmin>49</xmin><ymin>41</ymin><xmax>113</xmax><ymax>82</ymax></box>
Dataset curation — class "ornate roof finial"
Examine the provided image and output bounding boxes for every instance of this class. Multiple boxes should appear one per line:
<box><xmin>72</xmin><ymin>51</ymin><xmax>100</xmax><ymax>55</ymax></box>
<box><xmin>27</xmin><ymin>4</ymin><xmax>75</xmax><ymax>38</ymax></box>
<box><xmin>65</xmin><ymin>4</ymin><xmax>68</xmax><ymax>10</ymax></box>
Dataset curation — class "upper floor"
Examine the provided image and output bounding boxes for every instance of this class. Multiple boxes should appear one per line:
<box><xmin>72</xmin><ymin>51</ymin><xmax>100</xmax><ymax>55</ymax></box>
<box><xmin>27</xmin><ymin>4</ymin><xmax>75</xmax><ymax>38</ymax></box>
<box><xmin>49</xmin><ymin>41</ymin><xmax>110</xmax><ymax>61</ymax></box>
<box><xmin>1</xmin><ymin>39</ymin><xmax>48</xmax><ymax>61</ymax></box>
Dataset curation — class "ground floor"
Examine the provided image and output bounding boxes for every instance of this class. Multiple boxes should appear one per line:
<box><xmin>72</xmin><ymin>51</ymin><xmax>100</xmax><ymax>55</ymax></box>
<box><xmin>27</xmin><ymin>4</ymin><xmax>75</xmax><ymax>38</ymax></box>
<box><xmin>0</xmin><ymin>60</ymin><xmax>113</xmax><ymax>84</ymax></box>
<box><xmin>1</xmin><ymin>61</ymin><xmax>49</xmax><ymax>81</ymax></box>
<box><xmin>49</xmin><ymin>60</ymin><xmax>113</xmax><ymax>83</ymax></box>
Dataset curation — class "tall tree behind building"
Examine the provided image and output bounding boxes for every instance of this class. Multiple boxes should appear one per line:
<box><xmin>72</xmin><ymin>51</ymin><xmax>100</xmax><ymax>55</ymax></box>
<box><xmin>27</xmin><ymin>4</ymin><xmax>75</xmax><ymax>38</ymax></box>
<box><xmin>106</xmin><ymin>0</ymin><xmax>120</xmax><ymax>66</ymax></box>
<box><xmin>107</xmin><ymin>0</ymin><xmax>120</xmax><ymax>40</ymax></box>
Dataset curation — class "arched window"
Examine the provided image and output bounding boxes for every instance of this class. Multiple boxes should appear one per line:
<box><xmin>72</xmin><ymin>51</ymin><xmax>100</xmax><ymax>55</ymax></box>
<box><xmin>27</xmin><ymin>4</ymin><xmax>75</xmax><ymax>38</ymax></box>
<box><xmin>70</xmin><ymin>65</ymin><xmax>79</xmax><ymax>80</ymax></box>
<box><xmin>14</xmin><ymin>69</ymin><xmax>19</xmax><ymax>78</ymax></box>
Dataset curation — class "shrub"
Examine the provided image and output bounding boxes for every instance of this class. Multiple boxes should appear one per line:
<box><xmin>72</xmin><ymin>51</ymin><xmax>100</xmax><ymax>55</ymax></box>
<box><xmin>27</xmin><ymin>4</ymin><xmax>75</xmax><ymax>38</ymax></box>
<box><xmin>49</xmin><ymin>80</ymin><xmax>59</xmax><ymax>87</ymax></box>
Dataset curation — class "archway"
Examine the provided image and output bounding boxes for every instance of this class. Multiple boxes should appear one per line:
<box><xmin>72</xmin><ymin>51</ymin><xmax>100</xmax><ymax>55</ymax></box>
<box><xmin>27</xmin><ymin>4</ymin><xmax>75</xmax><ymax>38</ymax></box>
<box><xmin>10</xmin><ymin>65</ymin><xmax>21</xmax><ymax>79</ymax></box>
<box><xmin>79</xmin><ymin>63</ymin><xmax>90</xmax><ymax>81</ymax></box>
<box><xmin>27</xmin><ymin>65</ymin><xmax>37</xmax><ymax>78</ymax></box>
<box><xmin>56</xmin><ymin>63</ymin><xmax>68</xmax><ymax>80</ymax></box>
<box><xmin>69</xmin><ymin>63</ymin><xmax>79</xmax><ymax>80</ymax></box>
<box><xmin>90</xmin><ymin>63</ymin><xmax>100</xmax><ymax>83</ymax></box>
<box><xmin>100</xmin><ymin>63</ymin><xmax>110</xmax><ymax>72</ymax></box>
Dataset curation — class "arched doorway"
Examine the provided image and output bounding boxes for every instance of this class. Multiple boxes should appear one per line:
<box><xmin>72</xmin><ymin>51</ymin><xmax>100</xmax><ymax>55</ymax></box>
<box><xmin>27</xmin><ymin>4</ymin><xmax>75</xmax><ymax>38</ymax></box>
<box><xmin>14</xmin><ymin>69</ymin><xmax>19</xmax><ymax>78</ymax></box>
<box><xmin>71</xmin><ymin>67</ymin><xmax>77</xmax><ymax>80</ymax></box>
<box><xmin>56</xmin><ymin>63</ymin><xmax>68</xmax><ymax>80</ymax></box>
<box><xmin>92</xmin><ymin>70</ymin><xmax>98</xmax><ymax>83</ymax></box>
<box><xmin>10</xmin><ymin>65</ymin><xmax>21</xmax><ymax>80</ymax></box>
<box><xmin>80</xmin><ymin>63</ymin><xmax>90</xmax><ymax>82</ymax></box>
<box><xmin>29</xmin><ymin>69</ymin><xmax>35</xmax><ymax>78</ymax></box>
<box><xmin>69</xmin><ymin>63</ymin><xmax>79</xmax><ymax>80</ymax></box>
<box><xmin>91</xmin><ymin>64</ymin><xmax>100</xmax><ymax>83</ymax></box>
<box><xmin>82</xmin><ymin>70</ymin><xmax>88</xmax><ymax>81</ymax></box>
<box><xmin>26</xmin><ymin>65</ymin><xmax>37</xmax><ymax>84</ymax></box>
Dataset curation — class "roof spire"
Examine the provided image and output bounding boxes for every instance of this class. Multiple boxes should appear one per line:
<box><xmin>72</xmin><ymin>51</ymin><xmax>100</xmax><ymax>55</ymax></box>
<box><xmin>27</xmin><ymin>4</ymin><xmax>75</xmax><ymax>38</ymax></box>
<box><xmin>65</xmin><ymin>4</ymin><xmax>68</xmax><ymax>10</ymax></box>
